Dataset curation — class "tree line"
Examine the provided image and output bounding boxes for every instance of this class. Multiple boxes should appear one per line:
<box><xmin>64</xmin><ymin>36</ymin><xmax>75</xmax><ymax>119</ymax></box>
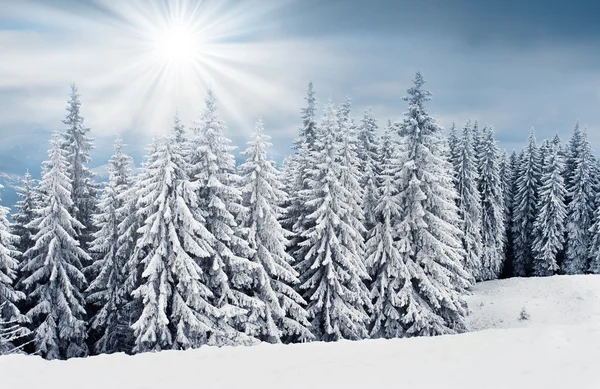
<box><xmin>0</xmin><ymin>72</ymin><xmax>597</xmax><ymax>359</ymax></box>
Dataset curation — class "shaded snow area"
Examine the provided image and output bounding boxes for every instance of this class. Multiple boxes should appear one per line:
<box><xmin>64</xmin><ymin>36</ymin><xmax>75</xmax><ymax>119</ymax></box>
<box><xmin>2</xmin><ymin>275</ymin><xmax>600</xmax><ymax>389</ymax></box>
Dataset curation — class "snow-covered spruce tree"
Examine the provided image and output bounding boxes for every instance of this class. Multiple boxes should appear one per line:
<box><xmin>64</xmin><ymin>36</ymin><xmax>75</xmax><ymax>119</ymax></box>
<box><xmin>62</xmin><ymin>84</ymin><xmax>97</xmax><ymax>254</ymax></box>
<box><xmin>86</xmin><ymin>137</ymin><xmax>134</xmax><ymax>354</ymax></box>
<box><xmin>113</xmin><ymin>141</ymin><xmax>162</xmax><ymax>354</ymax></box>
<box><xmin>188</xmin><ymin>90</ymin><xmax>262</xmax><ymax>344</ymax></box>
<box><xmin>11</xmin><ymin>172</ymin><xmax>39</xmax><ymax>298</ymax></box>
<box><xmin>588</xmin><ymin>192</ymin><xmax>600</xmax><ymax>274</ymax></box>
<box><xmin>22</xmin><ymin>133</ymin><xmax>89</xmax><ymax>360</ymax></box>
<box><xmin>367</xmin><ymin>137</ymin><xmax>409</xmax><ymax>338</ymax></box>
<box><xmin>455</xmin><ymin>121</ymin><xmax>483</xmax><ymax>281</ymax></box>
<box><xmin>380</xmin><ymin>120</ymin><xmax>396</xmax><ymax>163</ymax></box>
<box><xmin>131</xmin><ymin>127</ymin><xmax>233</xmax><ymax>353</ymax></box>
<box><xmin>499</xmin><ymin>151</ymin><xmax>516</xmax><ymax>277</ymax></box>
<box><xmin>391</xmin><ymin>72</ymin><xmax>470</xmax><ymax>335</ymax></box>
<box><xmin>512</xmin><ymin>129</ymin><xmax>541</xmax><ymax>277</ymax></box>
<box><xmin>0</xmin><ymin>191</ymin><xmax>28</xmax><ymax>354</ymax></box>
<box><xmin>564</xmin><ymin>124</ymin><xmax>595</xmax><ymax>274</ymax></box>
<box><xmin>477</xmin><ymin>127</ymin><xmax>505</xmax><ymax>281</ymax></box>
<box><xmin>532</xmin><ymin>142</ymin><xmax>566</xmax><ymax>277</ymax></box>
<box><xmin>337</xmin><ymin>98</ymin><xmax>367</xmax><ymax>252</ymax></box>
<box><xmin>358</xmin><ymin>108</ymin><xmax>380</xmax><ymax>232</ymax></box>
<box><xmin>447</xmin><ymin>122</ymin><xmax>460</xmax><ymax>192</ymax></box>
<box><xmin>239</xmin><ymin>119</ymin><xmax>312</xmax><ymax>343</ymax></box>
<box><xmin>284</xmin><ymin>82</ymin><xmax>319</xmax><ymax>265</ymax></box>
<box><xmin>295</xmin><ymin>100</ymin><xmax>371</xmax><ymax>341</ymax></box>
<box><xmin>11</xmin><ymin>172</ymin><xmax>38</xmax><ymax>258</ymax></box>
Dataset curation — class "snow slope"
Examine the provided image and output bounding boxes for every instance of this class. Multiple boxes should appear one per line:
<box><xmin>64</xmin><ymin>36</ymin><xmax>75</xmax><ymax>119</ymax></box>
<box><xmin>1</xmin><ymin>275</ymin><xmax>599</xmax><ymax>389</ymax></box>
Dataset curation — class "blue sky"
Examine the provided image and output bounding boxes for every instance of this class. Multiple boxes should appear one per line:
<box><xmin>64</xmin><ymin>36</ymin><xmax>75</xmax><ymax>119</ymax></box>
<box><xmin>2</xmin><ymin>0</ymin><xmax>600</xmax><ymax>206</ymax></box>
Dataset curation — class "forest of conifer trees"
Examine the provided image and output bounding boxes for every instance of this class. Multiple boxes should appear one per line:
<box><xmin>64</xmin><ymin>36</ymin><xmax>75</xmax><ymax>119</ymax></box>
<box><xmin>1</xmin><ymin>72</ymin><xmax>599</xmax><ymax>359</ymax></box>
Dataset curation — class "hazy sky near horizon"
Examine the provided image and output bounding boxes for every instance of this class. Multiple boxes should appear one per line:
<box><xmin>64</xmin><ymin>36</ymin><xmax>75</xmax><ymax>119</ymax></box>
<box><xmin>2</xmin><ymin>0</ymin><xmax>600</xmax><ymax>182</ymax></box>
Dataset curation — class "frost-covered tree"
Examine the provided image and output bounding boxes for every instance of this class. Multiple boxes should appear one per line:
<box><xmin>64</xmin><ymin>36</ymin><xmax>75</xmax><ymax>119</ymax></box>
<box><xmin>295</xmin><ymin>101</ymin><xmax>371</xmax><ymax>341</ymax></box>
<box><xmin>499</xmin><ymin>151</ymin><xmax>516</xmax><ymax>276</ymax></box>
<box><xmin>358</xmin><ymin>108</ymin><xmax>380</xmax><ymax>232</ymax></box>
<box><xmin>512</xmin><ymin>129</ymin><xmax>541</xmax><ymax>277</ymax></box>
<box><xmin>532</xmin><ymin>142</ymin><xmax>566</xmax><ymax>277</ymax></box>
<box><xmin>588</xmin><ymin>192</ymin><xmax>600</xmax><ymax>274</ymax></box>
<box><xmin>86</xmin><ymin>138</ymin><xmax>134</xmax><ymax>354</ymax></box>
<box><xmin>188</xmin><ymin>90</ymin><xmax>262</xmax><ymax>344</ymax></box>
<box><xmin>11</xmin><ymin>172</ymin><xmax>38</xmax><ymax>257</ymax></box>
<box><xmin>239</xmin><ymin>119</ymin><xmax>312</xmax><ymax>343</ymax></box>
<box><xmin>478</xmin><ymin>127</ymin><xmax>505</xmax><ymax>280</ymax></box>
<box><xmin>447</xmin><ymin>122</ymin><xmax>460</xmax><ymax>191</ymax></box>
<box><xmin>22</xmin><ymin>133</ymin><xmax>89</xmax><ymax>360</ymax></box>
<box><xmin>455</xmin><ymin>121</ymin><xmax>483</xmax><ymax>281</ymax></box>
<box><xmin>564</xmin><ymin>124</ymin><xmax>595</xmax><ymax>274</ymax></box>
<box><xmin>337</xmin><ymin>98</ymin><xmax>366</xmax><ymax>248</ymax></box>
<box><xmin>391</xmin><ymin>72</ymin><xmax>470</xmax><ymax>335</ymax></box>
<box><xmin>367</xmin><ymin>140</ymin><xmax>408</xmax><ymax>338</ymax></box>
<box><xmin>0</xmin><ymin>191</ymin><xmax>28</xmax><ymax>354</ymax></box>
<box><xmin>380</xmin><ymin>120</ymin><xmax>396</xmax><ymax>163</ymax></box>
<box><xmin>62</xmin><ymin>84</ymin><xmax>97</xmax><ymax>253</ymax></box>
<box><xmin>131</xmin><ymin>128</ymin><xmax>231</xmax><ymax>353</ymax></box>
<box><xmin>285</xmin><ymin>82</ymin><xmax>319</xmax><ymax>263</ymax></box>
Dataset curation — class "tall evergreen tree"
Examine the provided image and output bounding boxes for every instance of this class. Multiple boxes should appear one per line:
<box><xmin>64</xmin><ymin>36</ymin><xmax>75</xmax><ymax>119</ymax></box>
<box><xmin>391</xmin><ymin>72</ymin><xmax>470</xmax><ymax>335</ymax></box>
<box><xmin>296</xmin><ymin>100</ymin><xmax>371</xmax><ymax>341</ymax></box>
<box><xmin>62</xmin><ymin>84</ymin><xmax>97</xmax><ymax>253</ymax></box>
<box><xmin>532</xmin><ymin>142</ymin><xmax>566</xmax><ymax>276</ymax></box>
<box><xmin>499</xmin><ymin>151</ymin><xmax>516</xmax><ymax>277</ymax></box>
<box><xmin>367</xmin><ymin>137</ymin><xmax>408</xmax><ymax>338</ymax></box>
<box><xmin>455</xmin><ymin>121</ymin><xmax>483</xmax><ymax>281</ymax></box>
<box><xmin>564</xmin><ymin>124</ymin><xmax>595</xmax><ymax>274</ymax></box>
<box><xmin>0</xmin><ymin>190</ymin><xmax>28</xmax><ymax>354</ymax></box>
<box><xmin>239</xmin><ymin>119</ymin><xmax>313</xmax><ymax>343</ymax></box>
<box><xmin>447</xmin><ymin>122</ymin><xmax>460</xmax><ymax>191</ymax></box>
<box><xmin>512</xmin><ymin>129</ymin><xmax>541</xmax><ymax>276</ymax></box>
<box><xmin>86</xmin><ymin>138</ymin><xmax>134</xmax><ymax>354</ymax></box>
<box><xmin>188</xmin><ymin>90</ymin><xmax>263</xmax><ymax>344</ymax></box>
<box><xmin>131</xmin><ymin>128</ymin><xmax>232</xmax><ymax>353</ymax></box>
<box><xmin>22</xmin><ymin>133</ymin><xmax>89</xmax><ymax>360</ymax></box>
<box><xmin>478</xmin><ymin>127</ymin><xmax>505</xmax><ymax>280</ymax></box>
<box><xmin>284</xmin><ymin>82</ymin><xmax>319</xmax><ymax>263</ymax></box>
<box><xmin>358</xmin><ymin>108</ymin><xmax>380</xmax><ymax>232</ymax></box>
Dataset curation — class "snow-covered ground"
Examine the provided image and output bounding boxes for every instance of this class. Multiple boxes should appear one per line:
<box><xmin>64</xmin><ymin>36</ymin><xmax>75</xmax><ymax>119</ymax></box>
<box><xmin>2</xmin><ymin>275</ymin><xmax>600</xmax><ymax>389</ymax></box>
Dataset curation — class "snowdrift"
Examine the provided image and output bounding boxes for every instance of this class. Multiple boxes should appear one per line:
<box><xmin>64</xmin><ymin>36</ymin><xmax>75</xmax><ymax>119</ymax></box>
<box><xmin>2</xmin><ymin>275</ymin><xmax>600</xmax><ymax>389</ymax></box>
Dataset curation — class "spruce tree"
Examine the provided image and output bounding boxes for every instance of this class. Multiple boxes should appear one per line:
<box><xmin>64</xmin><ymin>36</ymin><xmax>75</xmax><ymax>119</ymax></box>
<box><xmin>455</xmin><ymin>121</ymin><xmax>483</xmax><ymax>281</ymax></box>
<box><xmin>187</xmin><ymin>90</ymin><xmax>262</xmax><ymax>344</ymax></box>
<box><xmin>367</xmin><ymin>138</ymin><xmax>408</xmax><ymax>338</ymax></box>
<box><xmin>499</xmin><ymin>151</ymin><xmax>515</xmax><ymax>277</ymax></box>
<box><xmin>512</xmin><ymin>129</ymin><xmax>541</xmax><ymax>277</ymax></box>
<box><xmin>62</xmin><ymin>84</ymin><xmax>97</xmax><ymax>253</ymax></box>
<box><xmin>239</xmin><ymin>119</ymin><xmax>312</xmax><ymax>343</ymax></box>
<box><xmin>11</xmin><ymin>172</ymin><xmax>38</xmax><ymax>258</ymax></box>
<box><xmin>532</xmin><ymin>142</ymin><xmax>566</xmax><ymax>276</ymax></box>
<box><xmin>131</xmin><ymin>128</ymin><xmax>231</xmax><ymax>353</ymax></box>
<box><xmin>358</xmin><ymin>108</ymin><xmax>380</xmax><ymax>232</ymax></box>
<box><xmin>86</xmin><ymin>138</ymin><xmax>134</xmax><ymax>354</ymax></box>
<box><xmin>478</xmin><ymin>127</ymin><xmax>505</xmax><ymax>280</ymax></box>
<box><xmin>391</xmin><ymin>72</ymin><xmax>470</xmax><ymax>335</ymax></box>
<box><xmin>22</xmin><ymin>133</ymin><xmax>89</xmax><ymax>360</ymax></box>
<box><xmin>0</xmin><ymin>190</ymin><xmax>28</xmax><ymax>354</ymax></box>
<box><xmin>285</xmin><ymin>82</ymin><xmax>319</xmax><ymax>265</ymax></box>
<box><xmin>564</xmin><ymin>124</ymin><xmax>595</xmax><ymax>274</ymax></box>
<box><xmin>295</xmin><ymin>100</ymin><xmax>371</xmax><ymax>341</ymax></box>
<box><xmin>447</xmin><ymin>122</ymin><xmax>460</xmax><ymax>192</ymax></box>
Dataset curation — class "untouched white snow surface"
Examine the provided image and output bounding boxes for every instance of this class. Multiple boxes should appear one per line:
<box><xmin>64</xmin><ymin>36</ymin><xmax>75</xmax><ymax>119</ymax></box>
<box><xmin>2</xmin><ymin>275</ymin><xmax>600</xmax><ymax>389</ymax></box>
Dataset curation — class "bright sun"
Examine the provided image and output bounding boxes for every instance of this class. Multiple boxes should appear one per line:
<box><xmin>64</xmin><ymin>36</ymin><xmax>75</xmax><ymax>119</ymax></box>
<box><xmin>153</xmin><ymin>23</ymin><xmax>201</xmax><ymax>66</ymax></box>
